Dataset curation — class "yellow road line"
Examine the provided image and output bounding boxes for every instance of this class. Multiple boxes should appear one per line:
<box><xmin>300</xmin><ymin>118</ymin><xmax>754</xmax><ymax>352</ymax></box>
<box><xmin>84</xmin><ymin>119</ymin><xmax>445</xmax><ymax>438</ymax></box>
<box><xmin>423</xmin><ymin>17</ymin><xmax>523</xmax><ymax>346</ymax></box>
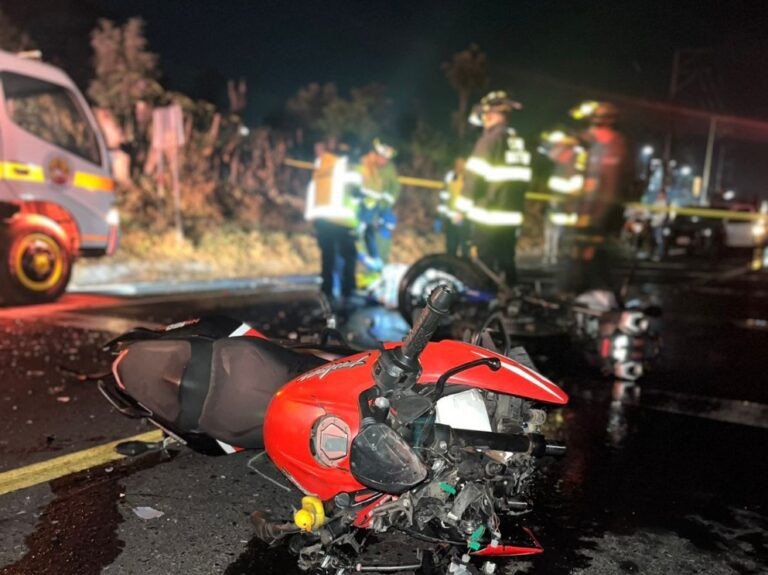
<box><xmin>0</xmin><ymin>429</ymin><xmax>164</xmax><ymax>497</ymax></box>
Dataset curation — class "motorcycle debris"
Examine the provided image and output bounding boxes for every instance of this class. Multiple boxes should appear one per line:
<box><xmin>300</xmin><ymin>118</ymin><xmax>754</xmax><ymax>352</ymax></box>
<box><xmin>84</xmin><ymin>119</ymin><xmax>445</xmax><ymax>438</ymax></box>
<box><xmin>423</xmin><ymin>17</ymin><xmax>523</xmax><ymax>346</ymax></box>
<box><xmin>132</xmin><ymin>506</ymin><xmax>165</xmax><ymax>520</ymax></box>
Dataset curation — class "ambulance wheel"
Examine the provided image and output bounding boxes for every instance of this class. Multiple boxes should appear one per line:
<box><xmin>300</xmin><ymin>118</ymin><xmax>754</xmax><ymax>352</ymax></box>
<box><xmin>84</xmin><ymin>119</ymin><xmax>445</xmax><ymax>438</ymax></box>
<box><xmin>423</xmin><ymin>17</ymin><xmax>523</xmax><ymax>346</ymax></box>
<box><xmin>0</xmin><ymin>221</ymin><xmax>72</xmax><ymax>305</ymax></box>
<box><xmin>398</xmin><ymin>254</ymin><xmax>493</xmax><ymax>325</ymax></box>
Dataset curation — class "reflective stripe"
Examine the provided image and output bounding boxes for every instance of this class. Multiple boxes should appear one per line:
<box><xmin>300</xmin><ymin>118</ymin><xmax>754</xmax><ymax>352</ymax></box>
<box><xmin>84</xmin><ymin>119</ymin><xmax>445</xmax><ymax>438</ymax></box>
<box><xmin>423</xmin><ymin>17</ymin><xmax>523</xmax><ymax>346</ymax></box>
<box><xmin>305</xmin><ymin>204</ymin><xmax>357</xmax><ymax>220</ymax></box>
<box><xmin>467</xmin><ymin>207</ymin><xmax>523</xmax><ymax>226</ymax></box>
<box><xmin>345</xmin><ymin>171</ymin><xmax>363</xmax><ymax>185</ymax></box>
<box><xmin>456</xmin><ymin>196</ymin><xmax>474</xmax><ymax>212</ymax></box>
<box><xmin>360</xmin><ymin>188</ymin><xmax>383</xmax><ymax>200</ymax></box>
<box><xmin>381</xmin><ymin>192</ymin><xmax>396</xmax><ymax>204</ymax></box>
<box><xmin>0</xmin><ymin>162</ymin><xmax>44</xmax><ymax>183</ymax></box>
<box><xmin>73</xmin><ymin>172</ymin><xmax>115</xmax><ymax>192</ymax></box>
<box><xmin>547</xmin><ymin>174</ymin><xmax>584</xmax><ymax>194</ymax></box>
<box><xmin>548</xmin><ymin>212</ymin><xmax>578</xmax><ymax>226</ymax></box>
<box><xmin>439</xmin><ymin>190</ymin><xmax>450</xmax><ymax>201</ymax></box>
<box><xmin>0</xmin><ymin>161</ymin><xmax>114</xmax><ymax>192</ymax></box>
<box><xmin>465</xmin><ymin>157</ymin><xmax>531</xmax><ymax>183</ymax></box>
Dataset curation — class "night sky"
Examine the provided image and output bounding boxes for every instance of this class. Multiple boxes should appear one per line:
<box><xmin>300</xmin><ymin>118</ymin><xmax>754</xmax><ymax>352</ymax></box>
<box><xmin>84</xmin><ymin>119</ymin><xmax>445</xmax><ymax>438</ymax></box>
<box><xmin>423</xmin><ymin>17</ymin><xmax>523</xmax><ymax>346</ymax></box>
<box><xmin>4</xmin><ymin>0</ymin><xmax>768</xmax><ymax>195</ymax></box>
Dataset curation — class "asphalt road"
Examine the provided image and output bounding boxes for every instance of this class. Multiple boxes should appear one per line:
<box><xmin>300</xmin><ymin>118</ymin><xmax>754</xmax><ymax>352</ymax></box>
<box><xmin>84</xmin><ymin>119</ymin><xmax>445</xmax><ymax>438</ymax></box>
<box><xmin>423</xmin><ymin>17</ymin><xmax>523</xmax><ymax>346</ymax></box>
<box><xmin>0</xmin><ymin>259</ymin><xmax>766</xmax><ymax>575</ymax></box>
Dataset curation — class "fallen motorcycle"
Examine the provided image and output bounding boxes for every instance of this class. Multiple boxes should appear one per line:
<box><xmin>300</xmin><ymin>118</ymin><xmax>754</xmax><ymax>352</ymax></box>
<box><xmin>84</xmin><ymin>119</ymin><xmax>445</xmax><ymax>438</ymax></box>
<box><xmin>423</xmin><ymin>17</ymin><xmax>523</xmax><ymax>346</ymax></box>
<box><xmin>398</xmin><ymin>254</ymin><xmax>661</xmax><ymax>383</ymax></box>
<box><xmin>99</xmin><ymin>286</ymin><xmax>568</xmax><ymax>574</ymax></box>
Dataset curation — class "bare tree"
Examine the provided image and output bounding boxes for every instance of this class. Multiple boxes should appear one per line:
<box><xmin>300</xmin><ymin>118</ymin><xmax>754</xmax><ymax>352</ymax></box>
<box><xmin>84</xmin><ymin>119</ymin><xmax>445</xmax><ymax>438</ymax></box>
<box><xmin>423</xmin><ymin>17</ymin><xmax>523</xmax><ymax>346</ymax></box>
<box><xmin>442</xmin><ymin>44</ymin><xmax>487</xmax><ymax>139</ymax></box>
<box><xmin>0</xmin><ymin>8</ymin><xmax>34</xmax><ymax>52</ymax></box>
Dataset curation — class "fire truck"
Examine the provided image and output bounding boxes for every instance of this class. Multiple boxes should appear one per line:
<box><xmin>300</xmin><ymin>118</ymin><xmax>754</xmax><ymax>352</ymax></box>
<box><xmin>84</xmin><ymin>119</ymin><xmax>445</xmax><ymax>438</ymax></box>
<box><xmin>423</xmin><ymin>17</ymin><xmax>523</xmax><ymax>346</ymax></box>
<box><xmin>0</xmin><ymin>50</ymin><xmax>117</xmax><ymax>304</ymax></box>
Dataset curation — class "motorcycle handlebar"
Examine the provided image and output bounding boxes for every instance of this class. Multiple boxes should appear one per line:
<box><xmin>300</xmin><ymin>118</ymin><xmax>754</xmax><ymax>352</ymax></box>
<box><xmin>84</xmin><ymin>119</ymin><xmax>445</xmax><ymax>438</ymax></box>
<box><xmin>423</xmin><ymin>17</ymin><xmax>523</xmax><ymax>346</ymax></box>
<box><xmin>372</xmin><ymin>285</ymin><xmax>454</xmax><ymax>395</ymax></box>
<box><xmin>400</xmin><ymin>285</ymin><xmax>453</xmax><ymax>362</ymax></box>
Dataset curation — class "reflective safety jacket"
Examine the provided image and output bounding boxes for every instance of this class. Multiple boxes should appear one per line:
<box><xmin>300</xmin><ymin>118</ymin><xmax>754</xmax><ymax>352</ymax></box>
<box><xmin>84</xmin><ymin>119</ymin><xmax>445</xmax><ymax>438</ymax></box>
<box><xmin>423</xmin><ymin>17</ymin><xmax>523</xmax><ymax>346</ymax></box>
<box><xmin>460</xmin><ymin>123</ymin><xmax>532</xmax><ymax>226</ymax></box>
<box><xmin>437</xmin><ymin>169</ymin><xmax>464</xmax><ymax>220</ymax></box>
<box><xmin>357</xmin><ymin>152</ymin><xmax>401</xmax><ymax>210</ymax></box>
<box><xmin>305</xmin><ymin>152</ymin><xmax>360</xmax><ymax>228</ymax></box>
<box><xmin>547</xmin><ymin>143</ymin><xmax>587</xmax><ymax>227</ymax></box>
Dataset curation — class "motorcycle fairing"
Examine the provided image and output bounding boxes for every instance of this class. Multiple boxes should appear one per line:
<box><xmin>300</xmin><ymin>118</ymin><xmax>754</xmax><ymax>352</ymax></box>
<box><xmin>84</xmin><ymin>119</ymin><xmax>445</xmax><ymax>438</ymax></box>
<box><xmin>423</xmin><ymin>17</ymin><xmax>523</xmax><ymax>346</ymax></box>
<box><xmin>265</xmin><ymin>340</ymin><xmax>566</xmax><ymax>500</ymax></box>
<box><xmin>416</xmin><ymin>341</ymin><xmax>568</xmax><ymax>405</ymax></box>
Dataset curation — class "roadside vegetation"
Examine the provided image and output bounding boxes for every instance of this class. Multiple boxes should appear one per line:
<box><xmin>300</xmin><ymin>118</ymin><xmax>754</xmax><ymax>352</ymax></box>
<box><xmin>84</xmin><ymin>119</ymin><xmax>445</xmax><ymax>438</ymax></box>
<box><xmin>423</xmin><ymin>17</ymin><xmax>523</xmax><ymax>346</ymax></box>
<box><xmin>1</xmin><ymin>11</ymin><xmax>544</xmax><ymax>282</ymax></box>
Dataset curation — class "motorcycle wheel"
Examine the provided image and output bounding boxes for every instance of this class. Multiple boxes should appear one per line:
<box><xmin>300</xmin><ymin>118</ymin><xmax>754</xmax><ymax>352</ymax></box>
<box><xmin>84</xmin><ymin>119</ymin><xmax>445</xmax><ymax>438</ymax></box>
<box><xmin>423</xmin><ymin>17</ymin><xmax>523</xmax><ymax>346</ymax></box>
<box><xmin>397</xmin><ymin>254</ymin><xmax>494</xmax><ymax>325</ymax></box>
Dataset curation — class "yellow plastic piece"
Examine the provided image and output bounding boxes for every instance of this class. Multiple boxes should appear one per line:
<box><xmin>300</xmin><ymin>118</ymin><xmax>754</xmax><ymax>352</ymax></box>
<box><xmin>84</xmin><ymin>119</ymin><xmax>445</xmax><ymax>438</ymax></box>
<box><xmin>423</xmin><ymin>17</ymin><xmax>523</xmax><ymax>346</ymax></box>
<box><xmin>293</xmin><ymin>496</ymin><xmax>326</xmax><ymax>532</ymax></box>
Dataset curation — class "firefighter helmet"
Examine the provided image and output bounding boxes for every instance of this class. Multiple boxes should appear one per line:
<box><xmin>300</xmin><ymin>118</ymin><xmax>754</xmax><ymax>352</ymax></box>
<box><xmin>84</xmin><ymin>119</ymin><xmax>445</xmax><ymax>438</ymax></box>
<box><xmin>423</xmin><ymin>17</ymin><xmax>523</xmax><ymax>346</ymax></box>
<box><xmin>479</xmin><ymin>90</ymin><xmax>522</xmax><ymax>115</ymax></box>
<box><xmin>570</xmin><ymin>100</ymin><xmax>618</xmax><ymax>125</ymax></box>
<box><xmin>373</xmin><ymin>138</ymin><xmax>397</xmax><ymax>160</ymax></box>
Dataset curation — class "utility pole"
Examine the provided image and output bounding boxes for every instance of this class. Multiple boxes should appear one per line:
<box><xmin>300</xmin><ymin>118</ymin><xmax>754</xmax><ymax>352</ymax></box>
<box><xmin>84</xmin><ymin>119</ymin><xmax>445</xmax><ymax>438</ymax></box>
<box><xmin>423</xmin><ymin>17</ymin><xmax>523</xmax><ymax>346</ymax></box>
<box><xmin>701</xmin><ymin>117</ymin><xmax>717</xmax><ymax>204</ymax></box>
<box><xmin>662</xmin><ymin>48</ymin><xmax>715</xmax><ymax>204</ymax></box>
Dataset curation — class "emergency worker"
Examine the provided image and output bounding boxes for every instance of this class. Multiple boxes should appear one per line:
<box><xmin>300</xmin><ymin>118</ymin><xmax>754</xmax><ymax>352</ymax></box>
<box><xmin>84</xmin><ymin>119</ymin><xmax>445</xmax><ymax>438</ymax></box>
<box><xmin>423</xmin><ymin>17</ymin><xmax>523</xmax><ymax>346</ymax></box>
<box><xmin>357</xmin><ymin>139</ymin><xmax>401</xmax><ymax>265</ymax></box>
<box><xmin>540</xmin><ymin>129</ymin><xmax>587</xmax><ymax>264</ymax></box>
<box><xmin>561</xmin><ymin>101</ymin><xmax>634</xmax><ymax>292</ymax></box>
<box><xmin>305</xmin><ymin>141</ymin><xmax>360</xmax><ymax>301</ymax></box>
<box><xmin>458</xmin><ymin>91</ymin><xmax>532</xmax><ymax>285</ymax></box>
<box><xmin>437</xmin><ymin>158</ymin><xmax>469</xmax><ymax>257</ymax></box>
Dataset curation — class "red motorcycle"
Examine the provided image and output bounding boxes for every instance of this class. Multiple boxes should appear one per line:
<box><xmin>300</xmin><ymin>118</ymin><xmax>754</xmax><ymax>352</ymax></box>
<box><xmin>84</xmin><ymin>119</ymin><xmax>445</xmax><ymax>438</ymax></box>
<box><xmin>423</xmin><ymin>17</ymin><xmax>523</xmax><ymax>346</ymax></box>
<box><xmin>100</xmin><ymin>286</ymin><xmax>568</xmax><ymax>574</ymax></box>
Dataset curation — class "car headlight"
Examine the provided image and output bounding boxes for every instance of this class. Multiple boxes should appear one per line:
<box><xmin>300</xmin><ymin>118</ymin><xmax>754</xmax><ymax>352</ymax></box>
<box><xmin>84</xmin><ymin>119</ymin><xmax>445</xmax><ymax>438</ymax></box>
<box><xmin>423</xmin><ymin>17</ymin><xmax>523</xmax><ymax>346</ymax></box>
<box><xmin>106</xmin><ymin>208</ymin><xmax>120</xmax><ymax>226</ymax></box>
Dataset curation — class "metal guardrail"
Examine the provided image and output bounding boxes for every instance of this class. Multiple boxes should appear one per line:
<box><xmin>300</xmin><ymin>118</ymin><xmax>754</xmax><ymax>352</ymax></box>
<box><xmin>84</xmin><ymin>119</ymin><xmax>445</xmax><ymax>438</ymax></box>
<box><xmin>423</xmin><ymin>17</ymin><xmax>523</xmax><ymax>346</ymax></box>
<box><xmin>284</xmin><ymin>157</ymin><xmax>765</xmax><ymax>222</ymax></box>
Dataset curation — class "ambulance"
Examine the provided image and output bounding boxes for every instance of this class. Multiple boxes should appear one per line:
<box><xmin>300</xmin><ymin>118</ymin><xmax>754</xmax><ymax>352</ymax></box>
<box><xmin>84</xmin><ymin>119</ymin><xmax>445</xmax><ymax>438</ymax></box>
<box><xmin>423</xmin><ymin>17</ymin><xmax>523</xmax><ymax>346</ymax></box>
<box><xmin>0</xmin><ymin>50</ymin><xmax>117</xmax><ymax>304</ymax></box>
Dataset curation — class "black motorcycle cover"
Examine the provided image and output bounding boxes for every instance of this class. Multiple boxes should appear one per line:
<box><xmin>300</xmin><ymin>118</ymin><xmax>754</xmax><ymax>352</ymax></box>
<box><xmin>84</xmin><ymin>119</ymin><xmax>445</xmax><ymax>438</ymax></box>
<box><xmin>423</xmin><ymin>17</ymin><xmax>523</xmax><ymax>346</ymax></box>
<box><xmin>113</xmin><ymin>330</ymin><xmax>326</xmax><ymax>448</ymax></box>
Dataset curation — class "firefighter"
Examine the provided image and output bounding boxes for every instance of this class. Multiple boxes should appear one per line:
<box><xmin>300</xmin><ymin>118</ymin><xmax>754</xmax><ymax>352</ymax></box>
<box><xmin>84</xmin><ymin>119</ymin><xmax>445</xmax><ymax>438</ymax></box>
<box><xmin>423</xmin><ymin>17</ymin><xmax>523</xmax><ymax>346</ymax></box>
<box><xmin>357</xmin><ymin>139</ymin><xmax>401</xmax><ymax>266</ymax></box>
<box><xmin>540</xmin><ymin>129</ymin><xmax>587</xmax><ymax>264</ymax></box>
<box><xmin>458</xmin><ymin>91</ymin><xmax>532</xmax><ymax>285</ymax></box>
<box><xmin>561</xmin><ymin>101</ymin><xmax>634</xmax><ymax>292</ymax></box>
<box><xmin>305</xmin><ymin>140</ymin><xmax>360</xmax><ymax>301</ymax></box>
<box><xmin>437</xmin><ymin>158</ymin><xmax>469</xmax><ymax>257</ymax></box>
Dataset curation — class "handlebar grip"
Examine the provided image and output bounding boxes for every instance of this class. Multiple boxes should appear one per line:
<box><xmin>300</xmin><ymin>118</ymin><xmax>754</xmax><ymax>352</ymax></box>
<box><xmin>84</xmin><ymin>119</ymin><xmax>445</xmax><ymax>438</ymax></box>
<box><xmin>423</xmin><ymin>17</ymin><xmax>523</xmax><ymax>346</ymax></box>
<box><xmin>400</xmin><ymin>285</ymin><xmax>453</xmax><ymax>361</ymax></box>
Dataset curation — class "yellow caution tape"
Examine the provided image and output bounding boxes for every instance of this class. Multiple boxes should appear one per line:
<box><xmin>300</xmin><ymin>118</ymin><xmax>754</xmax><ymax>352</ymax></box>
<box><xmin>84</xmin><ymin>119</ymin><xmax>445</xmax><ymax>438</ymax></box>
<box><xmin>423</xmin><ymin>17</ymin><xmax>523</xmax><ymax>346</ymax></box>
<box><xmin>284</xmin><ymin>156</ymin><xmax>766</xmax><ymax>222</ymax></box>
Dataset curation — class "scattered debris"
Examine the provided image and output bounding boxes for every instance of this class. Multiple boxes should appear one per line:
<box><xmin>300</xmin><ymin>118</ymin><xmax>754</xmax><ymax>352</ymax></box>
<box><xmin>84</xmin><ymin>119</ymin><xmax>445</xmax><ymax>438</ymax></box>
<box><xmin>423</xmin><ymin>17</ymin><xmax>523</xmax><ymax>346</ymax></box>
<box><xmin>132</xmin><ymin>506</ymin><xmax>165</xmax><ymax>520</ymax></box>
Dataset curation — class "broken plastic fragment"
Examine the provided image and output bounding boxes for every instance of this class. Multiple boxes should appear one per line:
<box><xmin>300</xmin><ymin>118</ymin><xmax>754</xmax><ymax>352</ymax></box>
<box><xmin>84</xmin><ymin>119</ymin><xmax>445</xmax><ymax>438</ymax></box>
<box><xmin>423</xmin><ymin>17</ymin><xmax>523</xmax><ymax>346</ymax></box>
<box><xmin>132</xmin><ymin>506</ymin><xmax>165</xmax><ymax>520</ymax></box>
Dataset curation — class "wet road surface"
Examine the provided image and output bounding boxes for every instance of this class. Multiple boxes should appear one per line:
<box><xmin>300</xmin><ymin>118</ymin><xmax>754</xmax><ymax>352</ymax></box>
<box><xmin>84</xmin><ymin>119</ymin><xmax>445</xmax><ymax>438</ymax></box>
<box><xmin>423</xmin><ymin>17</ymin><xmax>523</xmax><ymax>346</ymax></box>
<box><xmin>0</xmin><ymin>259</ymin><xmax>767</xmax><ymax>574</ymax></box>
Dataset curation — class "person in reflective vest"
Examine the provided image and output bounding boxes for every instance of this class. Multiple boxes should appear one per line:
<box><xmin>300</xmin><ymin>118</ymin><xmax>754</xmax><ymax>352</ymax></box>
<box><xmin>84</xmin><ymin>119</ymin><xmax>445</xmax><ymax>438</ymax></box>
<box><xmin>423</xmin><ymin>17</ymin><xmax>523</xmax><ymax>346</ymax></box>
<box><xmin>560</xmin><ymin>101</ymin><xmax>634</xmax><ymax>293</ymax></box>
<box><xmin>437</xmin><ymin>158</ymin><xmax>469</xmax><ymax>257</ymax></box>
<box><xmin>305</xmin><ymin>141</ymin><xmax>360</xmax><ymax>300</ymax></box>
<box><xmin>357</xmin><ymin>139</ymin><xmax>401</xmax><ymax>266</ymax></box>
<box><xmin>458</xmin><ymin>91</ymin><xmax>531</xmax><ymax>285</ymax></box>
<box><xmin>540</xmin><ymin>129</ymin><xmax>587</xmax><ymax>264</ymax></box>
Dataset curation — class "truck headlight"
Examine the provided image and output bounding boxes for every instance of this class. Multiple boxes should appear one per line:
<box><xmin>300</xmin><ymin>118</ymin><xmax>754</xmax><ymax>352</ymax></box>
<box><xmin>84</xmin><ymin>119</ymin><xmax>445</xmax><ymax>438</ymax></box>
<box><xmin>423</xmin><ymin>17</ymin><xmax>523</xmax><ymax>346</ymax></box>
<box><xmin>106</xmin><ymin>208</ymin><xmax>120</xmax><ymax>226</ymax></box>
<box><xmin>752</xmin><ymin>222</ymin><xmax>766</xmax><ymax>239</ymax></box>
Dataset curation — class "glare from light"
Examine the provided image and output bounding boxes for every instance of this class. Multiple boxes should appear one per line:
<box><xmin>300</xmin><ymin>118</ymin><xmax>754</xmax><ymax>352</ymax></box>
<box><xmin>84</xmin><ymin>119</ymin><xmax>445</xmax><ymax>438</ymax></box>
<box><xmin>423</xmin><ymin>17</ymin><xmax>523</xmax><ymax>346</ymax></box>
<box><xmin>753</xmin><ymin>222</ymin><xmax>766</xmax><ymax>238</ymax></box>
<box><xmin>106</xmin><ymin>208</ymin><xmax>120</xmax><ymax>226</ymax></box>
<box><xmin>723</xmin><ymin>190</ymin><xmax>736</xmax><ymax>201</ymax></box>
<box><xmin>641</xmin><ymin>145</ymin><xmax>654</xmax><ymax>156</ymax></box>
<box><xmin>680</xmin><ymin>165</ymin><xmax>692</xmax><ymax>176</ymax></box>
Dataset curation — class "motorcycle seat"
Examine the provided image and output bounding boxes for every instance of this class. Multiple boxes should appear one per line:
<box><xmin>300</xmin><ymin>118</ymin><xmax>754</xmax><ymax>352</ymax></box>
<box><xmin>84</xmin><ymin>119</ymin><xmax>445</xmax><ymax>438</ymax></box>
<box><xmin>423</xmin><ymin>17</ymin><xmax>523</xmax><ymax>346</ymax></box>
<box><xmin>114</xmin><ymin>335</ymin><xmax>327</xmax><ymax>448</ymax></box>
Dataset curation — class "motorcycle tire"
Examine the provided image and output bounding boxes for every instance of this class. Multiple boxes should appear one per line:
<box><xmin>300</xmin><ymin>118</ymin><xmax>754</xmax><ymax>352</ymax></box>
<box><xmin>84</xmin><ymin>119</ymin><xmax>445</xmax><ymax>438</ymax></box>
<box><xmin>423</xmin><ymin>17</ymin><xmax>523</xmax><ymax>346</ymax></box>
<box><xmin>397</xmin><ymin>254</ymin><xmax>495</xmax><ymax>325</ymax></box>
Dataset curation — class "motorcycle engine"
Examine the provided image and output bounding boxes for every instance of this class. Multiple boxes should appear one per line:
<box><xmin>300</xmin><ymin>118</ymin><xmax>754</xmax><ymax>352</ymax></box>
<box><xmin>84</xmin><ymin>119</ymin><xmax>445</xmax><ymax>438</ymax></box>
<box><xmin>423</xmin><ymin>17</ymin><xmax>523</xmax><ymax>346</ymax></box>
<box><xmin>369</xmin><ymin>392</ymin><xmax>547</xmax><ymax>546</ymax></box>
